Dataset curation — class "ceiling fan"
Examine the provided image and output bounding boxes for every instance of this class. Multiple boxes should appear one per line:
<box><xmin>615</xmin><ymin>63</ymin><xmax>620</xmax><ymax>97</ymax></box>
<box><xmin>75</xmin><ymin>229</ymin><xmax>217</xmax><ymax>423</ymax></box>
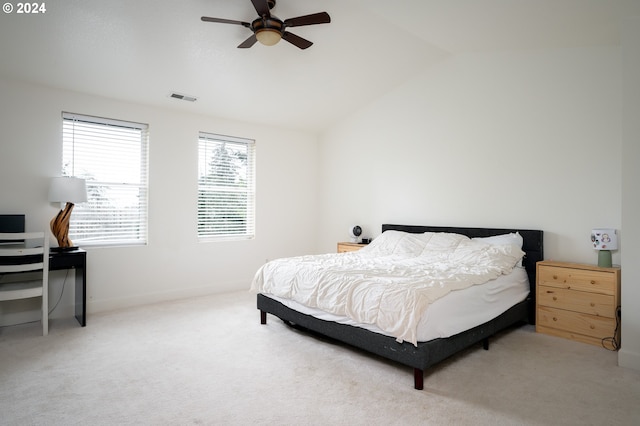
<box><xmin>201</xmin><ymin>0</ymin><xmax>330</xmax><ymax>50</ymax></box>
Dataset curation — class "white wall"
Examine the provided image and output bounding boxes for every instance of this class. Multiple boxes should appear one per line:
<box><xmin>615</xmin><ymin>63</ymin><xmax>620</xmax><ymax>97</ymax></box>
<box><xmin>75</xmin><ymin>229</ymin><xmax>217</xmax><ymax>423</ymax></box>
<box><xmin>619</xmin><ymin>16</ymin><xmax>640</xmax><ymax>371</ymax></box>
<box><xmin>319</xmin><ymin>47</ymin><xmax>621</xmax><ymax>261</ymax></box>
<box><xmin>319</xmin><ymin>45</ymin><xmax>637</xmax><ymax>371</ymax></box>
<box><xmin>0</xmin><ymin>77</ymin><xmax>320</xmax><ymax>323</ymax></box>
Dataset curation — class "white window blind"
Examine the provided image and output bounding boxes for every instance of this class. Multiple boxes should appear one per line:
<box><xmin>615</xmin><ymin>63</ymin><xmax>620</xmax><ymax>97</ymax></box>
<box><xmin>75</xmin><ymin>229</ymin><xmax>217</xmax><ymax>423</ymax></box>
<box><xmin>198</xmin><ymin>132</ymin><xmax>255</xmax><ymax>240</ymax></box>
<box><xmin>62</xmin><ymin>112</ymin><xmax>149</xmax><ymax>246</ymax></box>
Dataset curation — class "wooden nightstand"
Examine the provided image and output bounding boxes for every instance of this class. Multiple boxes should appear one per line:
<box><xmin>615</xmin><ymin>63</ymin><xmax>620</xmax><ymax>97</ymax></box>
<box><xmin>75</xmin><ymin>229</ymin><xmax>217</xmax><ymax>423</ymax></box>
<box><xmin>337</xmin><ymin>242</ymin><xmax>367</xmax><ymax>253</ymax></box>
<box><xmin>536</xmin><ymin>261</ymin><xmax>621</xmax><ymax>350</ymax></box>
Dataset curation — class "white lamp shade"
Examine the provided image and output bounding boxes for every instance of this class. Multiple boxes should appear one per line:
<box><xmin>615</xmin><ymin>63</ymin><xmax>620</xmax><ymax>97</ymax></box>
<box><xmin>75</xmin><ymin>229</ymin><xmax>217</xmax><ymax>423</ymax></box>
<box><xmin>48</xmin><ymin>177</ymin><xmax>88</xmax><ymax>203</ymax></box>
<box><xmin>591</xmin><ymin>228</ymin><xmax>618</xmax><ymax>250</ymax></box>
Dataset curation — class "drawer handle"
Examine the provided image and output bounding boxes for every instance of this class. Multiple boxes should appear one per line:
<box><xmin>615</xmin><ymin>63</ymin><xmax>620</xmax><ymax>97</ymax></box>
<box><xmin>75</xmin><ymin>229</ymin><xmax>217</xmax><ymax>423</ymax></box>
<box><xmin>552</xmin><ymin>317</ymin><xmax>557</xmax><ymax>322</ymax></box>
<box><xmin>590</xmin><ymin>325</ymin><xmax>595</xmax><ymax>329</ymax></box>
<box><xmin>552</xmin><ymin>296</ymin><xmax>557</xmax><ymax>301</ymax></box>
<box><xmin>553</xmin><ymin>275</ymin><xmax>558</xmax><ymax>280</ymax></box>
<box><xmin>590</xmin><ymin>302</ymin><xmax>595</xmax><ymax>307</ymax></box>
<box><xmin>590</xmin><ymin>280</ymin><xmax>596</xmax><ymax>285</ymax></box>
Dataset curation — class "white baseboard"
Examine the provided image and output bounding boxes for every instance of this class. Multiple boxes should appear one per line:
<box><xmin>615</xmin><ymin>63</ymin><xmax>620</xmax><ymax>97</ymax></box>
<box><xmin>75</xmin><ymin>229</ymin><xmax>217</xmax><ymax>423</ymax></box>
<box><xmin>2</xmin><ymin>282</ymin><xmax>246</xmax><ymax>328</ymax></box>
<box><xmin>88</xmin><ymin>282</ymin><xmax>246</xmax><ymax>314</ymax></box>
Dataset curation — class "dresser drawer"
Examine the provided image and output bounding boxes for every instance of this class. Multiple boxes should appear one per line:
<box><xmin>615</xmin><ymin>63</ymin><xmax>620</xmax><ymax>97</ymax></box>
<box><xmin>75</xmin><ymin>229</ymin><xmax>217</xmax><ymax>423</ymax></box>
<box><xmin>538</xmin><ymin>266</ymin><xmax>616</xmax><ymax>295</ymax></box>
<box><xmin>537</xmin><ymin>306</ymin><xmax>615</xmax><ymax>339</ymax></box>
<box><xmin>537</xmin><ymin>285</ymin><xmax>615</xmax><ymax>318</ymax></box>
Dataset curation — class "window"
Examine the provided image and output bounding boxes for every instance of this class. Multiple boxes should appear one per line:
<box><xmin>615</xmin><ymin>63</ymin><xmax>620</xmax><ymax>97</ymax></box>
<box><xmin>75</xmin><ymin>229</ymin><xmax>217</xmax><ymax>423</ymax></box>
<box><xmin>198</xmin><ymin>132</ymin><xmax>255</xmax><ymax>240</ymax></box>
<box><xmin>62</xmin><ymin>112</ymin><xmax>149</xmax><ymax>246</ymax></box>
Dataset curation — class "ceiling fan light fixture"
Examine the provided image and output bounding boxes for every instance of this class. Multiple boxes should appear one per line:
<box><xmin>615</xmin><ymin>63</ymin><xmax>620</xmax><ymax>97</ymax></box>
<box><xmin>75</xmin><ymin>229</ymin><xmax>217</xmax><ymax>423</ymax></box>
<box><xmin>201</xmin><ymin>1</ymin><xmax>330</xmax><ymax>50</ymax></box>
<box><xmin>255</xmin><ymin>28</ymin><xmax>282</xmax><ymax>46</ymax></box>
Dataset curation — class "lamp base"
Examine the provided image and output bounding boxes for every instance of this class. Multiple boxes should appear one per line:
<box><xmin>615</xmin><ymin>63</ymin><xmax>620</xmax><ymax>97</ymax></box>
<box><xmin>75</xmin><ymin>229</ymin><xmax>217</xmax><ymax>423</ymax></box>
<box><xmin>50</xmin><ymin>202</ymin><xmax>75</xmax><ymax>249</ymax></box>
<box><xmin>597</xmin><ymin>250</ymin><xmax>612</xmax><ymax>268</ymax></box>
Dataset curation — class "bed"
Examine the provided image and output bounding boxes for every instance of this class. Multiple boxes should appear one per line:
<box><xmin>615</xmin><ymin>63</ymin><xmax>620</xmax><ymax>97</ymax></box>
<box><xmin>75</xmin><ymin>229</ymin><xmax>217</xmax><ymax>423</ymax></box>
<box><xmin>253</xmin><ymin>224</ymin><xmax>544</xmax><ymax>389</ymax></box>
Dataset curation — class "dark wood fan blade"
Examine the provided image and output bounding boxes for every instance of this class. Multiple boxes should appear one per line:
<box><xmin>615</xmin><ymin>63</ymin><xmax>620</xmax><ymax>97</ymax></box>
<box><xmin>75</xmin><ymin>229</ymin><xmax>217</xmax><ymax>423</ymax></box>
<box><xmin>238</xmin><ymin>34</ymin><xmax>258</xmax><ymax>49</ymax></box>
<box><xmin>284</xmin><ymin>12</ymin><xmax>330</xmax><ymax>27</ymax></box>
<box><xmin>282</xmin><ymin>31</ymin><xmax>313</xmax><ymax>49</ymax></box>
<box><xmin>251</xmin><ymin>0</ymin><xmax>271</xmax><ymax>17</ymax></box>
<box><xmin>201</xmin><ymin>16</ymin><xmax>251</xmax><ymax>28</ymax></box>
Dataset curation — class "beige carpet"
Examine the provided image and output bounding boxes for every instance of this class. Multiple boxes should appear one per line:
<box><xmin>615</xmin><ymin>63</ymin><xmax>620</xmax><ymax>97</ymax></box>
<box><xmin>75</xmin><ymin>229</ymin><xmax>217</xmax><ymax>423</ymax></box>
<box><xmin>1</xmin><ymin>290</ymin><xmax>639</xmax><ymax>425</ymax></box>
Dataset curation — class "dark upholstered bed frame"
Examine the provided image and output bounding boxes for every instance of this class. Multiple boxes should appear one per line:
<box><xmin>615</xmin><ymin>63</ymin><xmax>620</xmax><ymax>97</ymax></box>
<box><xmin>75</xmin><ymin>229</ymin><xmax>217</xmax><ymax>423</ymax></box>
<box><xmin>257</xmin><ymin>224</ymin><xmax>544</xmax><ymax>390</ymax></box>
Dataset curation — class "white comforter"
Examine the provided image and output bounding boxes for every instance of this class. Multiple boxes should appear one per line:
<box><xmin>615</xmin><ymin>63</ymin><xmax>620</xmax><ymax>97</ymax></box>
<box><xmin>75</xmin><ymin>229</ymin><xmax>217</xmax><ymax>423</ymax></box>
<box><xmin>251</xmin><ymin>231</ymin><xmax>525</xmax><ymax>346</ymax></box>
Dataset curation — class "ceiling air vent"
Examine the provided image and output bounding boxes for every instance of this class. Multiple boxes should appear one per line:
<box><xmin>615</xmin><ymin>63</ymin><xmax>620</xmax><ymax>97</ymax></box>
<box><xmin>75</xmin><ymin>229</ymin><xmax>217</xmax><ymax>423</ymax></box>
<box><xmin>169</xmin><ymin>92</ymin><xmax>197</xmax><ymax>102</ymax></box>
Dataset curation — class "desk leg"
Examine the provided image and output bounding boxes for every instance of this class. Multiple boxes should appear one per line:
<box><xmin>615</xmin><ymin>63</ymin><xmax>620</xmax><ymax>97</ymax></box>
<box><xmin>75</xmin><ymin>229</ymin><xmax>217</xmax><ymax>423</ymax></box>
<box><xmin>74</xmin><ymin>265</ymin><xmax>86</xmax><ymax>326</ymax></box>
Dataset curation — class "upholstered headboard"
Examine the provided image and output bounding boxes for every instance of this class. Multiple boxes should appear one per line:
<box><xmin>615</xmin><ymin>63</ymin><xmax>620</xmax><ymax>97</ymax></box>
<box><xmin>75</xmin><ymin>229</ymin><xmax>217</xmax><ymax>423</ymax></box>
<box><xmin>381</xmin><ymin>224</ymin><xmax>544</xmax><ymax>323</ymax></box>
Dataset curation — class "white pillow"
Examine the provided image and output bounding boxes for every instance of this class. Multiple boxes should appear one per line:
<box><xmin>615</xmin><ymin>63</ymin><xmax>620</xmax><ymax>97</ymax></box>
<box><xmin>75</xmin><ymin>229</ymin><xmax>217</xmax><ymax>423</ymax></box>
<box><xmin>473</xmin><ymin>232</ymin><xmax>524</xmax><ymax>267</ymax></box>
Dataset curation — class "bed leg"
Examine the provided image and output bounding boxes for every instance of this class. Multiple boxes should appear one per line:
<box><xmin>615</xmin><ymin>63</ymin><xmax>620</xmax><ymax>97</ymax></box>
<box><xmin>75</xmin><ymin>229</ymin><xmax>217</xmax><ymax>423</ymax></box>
<box><xmin>260</xmin><ymin>310</ymin><xmax>267</xmax><ymax>325</ymax></box>
<box><xmin>414</xmin><ymin>369</ymin><xmax>424</xmax><ymax>390</ymax></box>
<box><xmin>483</xmin><ymin>337</ymin><xmax>489</xmax><ymax>350</ymax></box>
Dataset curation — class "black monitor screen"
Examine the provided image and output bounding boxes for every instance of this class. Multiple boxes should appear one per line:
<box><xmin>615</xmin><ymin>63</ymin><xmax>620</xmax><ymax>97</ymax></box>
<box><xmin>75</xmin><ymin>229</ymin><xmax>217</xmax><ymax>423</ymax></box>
<box><xmin>0</xmin><ymin>214</ymin><xmax>25</xmax><ymax>243</ymax></box>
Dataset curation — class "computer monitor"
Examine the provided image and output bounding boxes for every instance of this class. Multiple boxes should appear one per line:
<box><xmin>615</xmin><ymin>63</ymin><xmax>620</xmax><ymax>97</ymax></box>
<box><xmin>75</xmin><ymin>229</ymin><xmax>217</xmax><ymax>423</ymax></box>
<box><xmin>0</xmin><ymin>214</ymin><xmax>25</xmax><ymax>243</ymax></box>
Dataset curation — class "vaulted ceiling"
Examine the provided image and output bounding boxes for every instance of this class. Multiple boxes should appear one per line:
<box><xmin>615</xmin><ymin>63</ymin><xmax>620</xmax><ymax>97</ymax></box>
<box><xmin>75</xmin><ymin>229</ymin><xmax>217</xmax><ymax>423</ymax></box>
<box><xmin>1</xmin><ymin>0</ymin><xmax>637</xmax><ymax>132</ymax></box>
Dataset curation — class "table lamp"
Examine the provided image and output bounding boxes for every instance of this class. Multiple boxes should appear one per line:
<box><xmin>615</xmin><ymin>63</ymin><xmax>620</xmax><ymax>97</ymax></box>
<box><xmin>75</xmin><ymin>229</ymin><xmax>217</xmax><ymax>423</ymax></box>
<box><xmin>49</xmin><ymin>177</ymin><xmax>87</xmax><ymax>250</ymax></box>
<box><xmin>591</xmin><ymin>228</ymin><xmax>617</xmax><ymax>268</ymax></box>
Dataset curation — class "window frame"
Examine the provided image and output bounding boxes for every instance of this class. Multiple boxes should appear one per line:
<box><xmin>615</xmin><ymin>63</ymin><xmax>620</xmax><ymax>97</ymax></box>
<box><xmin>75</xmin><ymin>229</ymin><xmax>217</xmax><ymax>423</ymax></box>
<box><xmin>61</xmin><ymin>112</ymin><xmax>149</xmax><ymax>247</ymax></box>
<box><xmin>197</xmin><ymin>132</ymin><xmax>256</xmax><ymax>242</ymax></box>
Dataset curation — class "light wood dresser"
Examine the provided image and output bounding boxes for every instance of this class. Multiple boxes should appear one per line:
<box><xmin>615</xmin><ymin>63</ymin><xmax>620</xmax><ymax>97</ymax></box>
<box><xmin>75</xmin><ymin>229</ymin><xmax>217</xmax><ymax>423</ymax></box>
<box><xmin>536</xmin><ymin>261</ymin><xmax>621</xmax><ymax>350</ymax></box>
<box><xmin>337</xmin><ymin>242</ymin><xmax>367</xmax><ymax>253</ymax></box>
